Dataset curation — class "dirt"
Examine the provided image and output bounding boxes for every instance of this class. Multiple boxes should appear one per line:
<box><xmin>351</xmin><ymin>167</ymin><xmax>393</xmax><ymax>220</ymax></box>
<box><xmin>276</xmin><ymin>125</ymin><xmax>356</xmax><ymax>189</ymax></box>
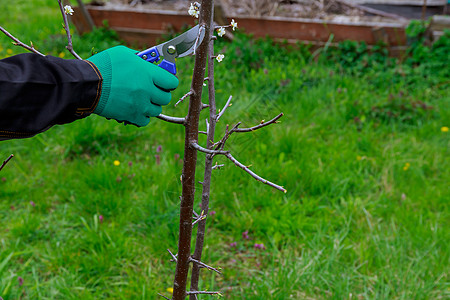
<box><xmin>95</xmin><ymin>0</ymin><xmax>400</xmax><ymax>23</ymax></box>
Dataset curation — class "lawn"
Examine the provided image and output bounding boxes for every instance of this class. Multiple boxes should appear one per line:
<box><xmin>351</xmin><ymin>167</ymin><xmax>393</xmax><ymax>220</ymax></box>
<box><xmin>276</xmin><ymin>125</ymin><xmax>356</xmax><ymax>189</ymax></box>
<box><xmin>0</xmin><ymin>1</ymin><xmax>449</xmax><ymax>299</ymax></box>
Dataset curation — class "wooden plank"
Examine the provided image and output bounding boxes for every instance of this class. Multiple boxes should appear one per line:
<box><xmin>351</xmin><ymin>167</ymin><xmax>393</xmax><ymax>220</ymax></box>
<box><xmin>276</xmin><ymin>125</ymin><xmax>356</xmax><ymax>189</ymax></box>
<box><xmin>73</xmin><ymin>6</ymin><xmax>407</xmax><ymax>49</ymax></box>
<box><xmin>86</xmin><ymin>7</ymin><xmax>196</xmax><ymax>32</ymax></box>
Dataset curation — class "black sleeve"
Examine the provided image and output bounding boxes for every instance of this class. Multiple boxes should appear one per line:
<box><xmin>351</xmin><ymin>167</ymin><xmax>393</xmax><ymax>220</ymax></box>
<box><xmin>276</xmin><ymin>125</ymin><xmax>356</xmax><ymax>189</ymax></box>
<box><xmin>0</xmin><ymin>53</ymin><xmax>102</xmax><ymax>140</ymax></box>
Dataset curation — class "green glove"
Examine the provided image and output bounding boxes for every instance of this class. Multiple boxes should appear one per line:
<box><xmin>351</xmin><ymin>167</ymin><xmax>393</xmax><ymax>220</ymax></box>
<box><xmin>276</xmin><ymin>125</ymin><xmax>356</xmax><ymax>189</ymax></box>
<box><xmin>87</xmin><ymin>46</ymin><xmax>179</xmax><ymax>127</ymax></box>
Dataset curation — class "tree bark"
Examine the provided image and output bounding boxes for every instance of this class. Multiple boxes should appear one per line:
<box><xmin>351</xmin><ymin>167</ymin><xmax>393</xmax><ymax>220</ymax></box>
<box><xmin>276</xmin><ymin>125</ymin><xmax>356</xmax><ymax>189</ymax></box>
<box><xmin>172</xmin><ymin>1</ymin><xmax>214</xmax><ymax>299</ymax></box>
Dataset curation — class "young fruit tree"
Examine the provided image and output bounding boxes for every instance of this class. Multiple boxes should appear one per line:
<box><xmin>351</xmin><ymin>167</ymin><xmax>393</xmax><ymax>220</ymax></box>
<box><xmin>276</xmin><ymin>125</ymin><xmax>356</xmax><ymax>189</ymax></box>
<box><xmin>1</xmin><ymin>1</ymin><xmax>285</xmax><ymax>299</ymax></box>
<box><xmin>161</xmin><ymin>2</ymin><xmax>285</xmax><ymax>299</ymax></box>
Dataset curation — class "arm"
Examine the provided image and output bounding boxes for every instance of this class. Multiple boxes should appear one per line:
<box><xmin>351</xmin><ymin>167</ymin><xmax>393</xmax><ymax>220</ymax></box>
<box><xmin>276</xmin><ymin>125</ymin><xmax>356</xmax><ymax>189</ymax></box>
<box><xmin>0</xmin><ymin>46</ymin><xmax>179</xmax><ymax>141</ymax></box>
<box><xmin>0</xmin><ymin>53</ymin><xmax>101</xmax><ymax>140</ymax></box>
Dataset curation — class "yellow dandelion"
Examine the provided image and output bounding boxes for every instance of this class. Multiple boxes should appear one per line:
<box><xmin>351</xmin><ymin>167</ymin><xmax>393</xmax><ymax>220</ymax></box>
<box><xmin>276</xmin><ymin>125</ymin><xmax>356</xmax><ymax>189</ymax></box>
<box><xmin>441</xmin><ymin>126</ymin><xmax>449</xmax><ymax>132</ymax></box>
<box><xmin>113</xmin><ymin>160</ymin><xmax>120</xmax><ymax>166</ymax></box>
<box><xmin>0</xmin><ymin>45</ymin><xmax>3</xmax><ymax>52</ymax></box>
<box><xmin>58</xmin><ymin>52</ymin><xmax>65</xmax><ymax>58</ymax></box>
<box><xmin>167</xmin><ymin>287</ymin><xmax>174</xmax><ymax>293</ymax></box>
<box><xmin>403</xmin><ymin>162</ymin><xmax>410</xmax><ymax>171</ymax></box>
<box><xmin>7</xmin><ymin>49</ymin><xmax>13</xmax><ymax>55</ymax></box>
<box><xmin>357</xmin><ymin>155</ymin><xmax>362</xmax><ymax>161</ymax></box>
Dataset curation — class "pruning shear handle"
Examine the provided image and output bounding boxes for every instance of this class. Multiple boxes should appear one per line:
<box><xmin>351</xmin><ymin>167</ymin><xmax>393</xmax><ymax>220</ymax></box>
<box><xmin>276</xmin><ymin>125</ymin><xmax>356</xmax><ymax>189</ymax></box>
<box><xmin>137</xmin><ymin>46</ymin><xmax>177</xmax><ymax>75</ymax></box>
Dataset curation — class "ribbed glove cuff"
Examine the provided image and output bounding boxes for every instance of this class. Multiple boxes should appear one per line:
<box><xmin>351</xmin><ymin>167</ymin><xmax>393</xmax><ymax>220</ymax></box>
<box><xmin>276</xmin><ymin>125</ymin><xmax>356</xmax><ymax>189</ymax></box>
<box><xmin>87</xmin><ymin>51</ymin><xmax>112</xmax><ymax>115</ymax></box>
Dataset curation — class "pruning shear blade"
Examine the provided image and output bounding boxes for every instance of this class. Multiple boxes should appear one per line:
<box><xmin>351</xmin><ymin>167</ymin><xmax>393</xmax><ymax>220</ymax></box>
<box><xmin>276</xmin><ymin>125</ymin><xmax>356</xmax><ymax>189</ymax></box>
<box><xmin>137</xmin><ymin>25</ymin><xmax>205</xmax><ymax>75</ymax></box>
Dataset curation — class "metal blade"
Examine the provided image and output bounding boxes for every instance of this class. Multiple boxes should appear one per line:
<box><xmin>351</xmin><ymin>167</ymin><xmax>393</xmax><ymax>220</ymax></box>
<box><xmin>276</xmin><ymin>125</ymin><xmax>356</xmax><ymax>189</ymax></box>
<box><xmin>158</xmin><ymin>25</ymin><xmax>205</xmax><ymax>63</ymax></box>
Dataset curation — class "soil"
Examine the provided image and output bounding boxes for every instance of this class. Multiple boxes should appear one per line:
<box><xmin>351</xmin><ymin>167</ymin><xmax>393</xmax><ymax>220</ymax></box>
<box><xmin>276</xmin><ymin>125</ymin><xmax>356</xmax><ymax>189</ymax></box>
<box><xmin>94</xmin><ymin>0</ymin><xmax>401</xmax><ymax>23</ymax></box>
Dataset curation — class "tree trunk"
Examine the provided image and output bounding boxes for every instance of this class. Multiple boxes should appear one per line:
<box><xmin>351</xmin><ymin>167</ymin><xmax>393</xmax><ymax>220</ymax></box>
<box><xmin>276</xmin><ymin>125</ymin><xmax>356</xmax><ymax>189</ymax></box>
<box><xmin>172</xmin><ymin>1</ymin><xmax>214</xmax><ymax>299</ymax></box>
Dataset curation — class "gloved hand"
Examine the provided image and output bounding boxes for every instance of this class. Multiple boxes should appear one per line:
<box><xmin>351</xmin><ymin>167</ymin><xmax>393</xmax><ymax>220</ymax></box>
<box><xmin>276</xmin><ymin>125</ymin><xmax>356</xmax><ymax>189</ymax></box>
<box><xmin>87</xmin><ymin>46</ymin><xmax>179</xmax><ymax>127</ymax></box>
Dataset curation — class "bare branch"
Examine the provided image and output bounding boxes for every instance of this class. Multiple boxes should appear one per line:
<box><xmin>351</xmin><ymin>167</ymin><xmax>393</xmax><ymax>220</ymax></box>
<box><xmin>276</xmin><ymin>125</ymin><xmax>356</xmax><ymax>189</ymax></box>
<box><xmin>191</xmin><ymin>143</ymin><xmax>229</xmax><ymax>156</ymax></box>
<box><xmin>234</xmin><ymin>113</ymin><xmax>284</xmax><ymax>133</ymax></box>
<box><xmin>175</xmin><ymin>90</ymin><xmax>194</xmax><ymax>107</ymax></box>
<box><xmin>0</xmin><ymin>26</ymin><xmax>44</xmax><ymax>56</ymax></box>
<box><xmin>212</xmin><ymin>163</ymin><xmax>224</xmax><ymax>170</ymax></box>
<box><xmin>213</xmin><ymin>122</ymin><xmax>241</xmax><ymax>151</ymax></box>
<box><xmin>216</xmin><ymin>95</ymin><xmax>233</xmax><ymax>121</ymax></box>
<box><xmin>57</xmin><ymin>1</ymin><xmax>82</xmax><ymax>60</ymax></box>
<box><xmin>214</xmin><ymin>25</ymin><xmax>233</xmax><ymax>30</ymax></box>
<box><xmin>189</xmin><ymin>257</ymin><xmax>222</xmax><ymax>274</ymax></box>
<box><xmin>225</xmin><ymin>153</ymin><xmax>286</xmax><ymax>193</ymax></box>
<box><xmin>157</xmin><ymin>293</ymin><xmax>171</xmax><ymax>300</ymax></box>
<box><xmin>202</xmin><ymin>103</ymin><xmax>209</xmax><ymax>110</ymax></box>
<box><xmin>193</xmin><ymin>25</ymin><xmax>205</xmax><ymax>55</ymax></box>
<box><xmin>205</xmin><ymin>119</ymin><xmax>210</xmax><ymax>137</ymax></box>
<box><xmin>189</xmin><ymin>27</ymin><xmax>218</xmax><ymax>297</ymax></box>
<box><xmin>157</xmin><ymin>114</ymin><xmax>186</xmax><ymax>125</ymax></box>
<box><xmin>0</xmin><ymin>154</ymin><xmax>14</xmax><ymax>172</ymax></box>
<box><xmin>192</xmin><ymin>211</ymin><xmax>207</xmax><ymax>227</ymax></box>
<box><xmin>186</xmin><ymin>291</ymin><xmax>222</xmax><ymax>296</ymax></box>
<box><xmin>167</xmin><ymin>249</ymin><xmax>178</xmax><ymax>262</ymax></box>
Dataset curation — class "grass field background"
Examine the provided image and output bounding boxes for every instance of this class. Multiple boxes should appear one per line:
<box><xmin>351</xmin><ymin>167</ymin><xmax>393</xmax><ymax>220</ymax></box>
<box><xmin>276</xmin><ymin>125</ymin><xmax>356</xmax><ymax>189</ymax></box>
<box><xmin>0</xmin><ymin>0</ymin><xmax>449</xmax><ymax>299</ymax></box>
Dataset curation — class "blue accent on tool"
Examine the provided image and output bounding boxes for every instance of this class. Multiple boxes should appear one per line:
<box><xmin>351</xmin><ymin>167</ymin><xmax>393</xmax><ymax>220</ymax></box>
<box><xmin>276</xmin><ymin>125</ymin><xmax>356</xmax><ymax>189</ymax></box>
<box><xmin>158</xmin><ymin>60</ymin><xmax>177</xmax><ymax>75</ymax></box>
<box><xmin>137</xmin><ymin>47</ymin><xmax>160</xmax><ymax>63</ymax></box>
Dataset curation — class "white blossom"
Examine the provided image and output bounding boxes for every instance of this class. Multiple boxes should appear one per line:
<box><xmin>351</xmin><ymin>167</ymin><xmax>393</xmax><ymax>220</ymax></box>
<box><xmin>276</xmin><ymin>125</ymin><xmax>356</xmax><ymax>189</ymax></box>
<box><xmin>231</xmin><ymin>19</ymin><xmax>238</xmax><ymax>31</ymax></box>
<box><xmin>216</xmin><ymin>54</ymin><xmax>224</xmax><ymax>63</ymax></box>
<box><xmin>217</xmin><ymin>27</ymin><xmax>225</xmax><ymax>37</ymax></box>
<box><xmin>64</xmin><ymin>5</ymin><xmax>74</xmax><ymax>16</ymax></box>
<box><xmin>188</xmin><ymin>3</ymin><xmax>199</xmax><ymax>18</ymax></box>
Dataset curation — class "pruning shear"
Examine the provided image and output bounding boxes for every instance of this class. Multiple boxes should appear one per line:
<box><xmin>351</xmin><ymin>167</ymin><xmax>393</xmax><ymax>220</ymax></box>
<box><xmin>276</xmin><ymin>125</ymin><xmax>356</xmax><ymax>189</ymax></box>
<box><xmin>137</xmin><ymin>25</ymin><xmax>205</xmax><ymax>75</ymax></box>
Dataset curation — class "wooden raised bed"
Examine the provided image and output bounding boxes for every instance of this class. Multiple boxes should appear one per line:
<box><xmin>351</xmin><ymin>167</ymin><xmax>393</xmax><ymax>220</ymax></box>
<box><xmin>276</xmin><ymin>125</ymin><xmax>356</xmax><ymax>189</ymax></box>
<box><xmin>72</xmin><ymin>5</ymin><xmax>408</xmax><ymax>54</ymax></box>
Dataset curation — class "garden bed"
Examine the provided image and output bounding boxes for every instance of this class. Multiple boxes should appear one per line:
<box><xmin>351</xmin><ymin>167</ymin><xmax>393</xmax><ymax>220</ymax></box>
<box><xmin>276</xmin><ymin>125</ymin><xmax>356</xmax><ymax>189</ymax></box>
<box><xmin>72</xmin><ymin>0</ymin><xmax>409</xmax><ymax>54</ymax></box>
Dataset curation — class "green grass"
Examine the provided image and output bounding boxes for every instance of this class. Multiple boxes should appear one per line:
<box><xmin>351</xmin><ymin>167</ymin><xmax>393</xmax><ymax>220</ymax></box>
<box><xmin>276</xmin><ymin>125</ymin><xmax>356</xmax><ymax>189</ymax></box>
<box><xmin>1</xmin><ymin>1</ymin><xmax>449</xmax><ymax>299</ymax></box>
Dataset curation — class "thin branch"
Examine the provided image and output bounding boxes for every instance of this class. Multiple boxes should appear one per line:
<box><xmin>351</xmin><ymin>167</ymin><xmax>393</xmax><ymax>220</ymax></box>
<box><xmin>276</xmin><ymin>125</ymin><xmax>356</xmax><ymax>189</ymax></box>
<box><xmin>167</xmin><ymin>249</ymin><xmax>178</xmax><ymax>262</ymax></box>
<box><xmin>186</xmin><ymin>291</ymin><xmax>222</xmax><ymax>296</ymax></box>
<box><xmin>191</xmin><ymin>143</ymin><xmax>229</xmax><ymax>156</ymax></box>
<box><xmin>193</xmin><ymin>25</ymin><xmax>205</xmax><ymax>55</ymax></box>
<box><xmin>212</xmin><ymin>163</ymin><xmax>224</xmax><ymax>170</ymax></box>
<box><xmin>214</xmin><ymin>25</ymin><xmax>233</xmax><ymax>30</ymax></box>
<box><xmin>199</xmin><ymin>131</ymin><xmax>208</xmax><ymax>135</ymax></box>
<box><xmin>189</xmin><ymin>30</ymin><xmax>217</xmax><ymax>297</ymax></box>
<box><xmin>216</xmin><ymin>95</ymin><xmax>233</xmax><ymax>121</ymax></box>
<box><xmin>213</xmin><ymin>122</ymin><xmax>241</xmax><ymax>151</ymax></box>
<box><xmin>225</xmin><ymin>153</ymin><xmax>287</xmax><ymax>193</ymax></box>
<box><xmin>201</xmin><ymin>103</ymin><xmax>209</xmax><ymax>110</ymax></box>
<box><xmin>0</xmin><ymin>154</ymin><xmax>14</xmax><ymax>172</ymax></box>
<box><xmin>192</xmin><ymin>213</ymin><xmax>207</xmax><ymax>227</ymax></box>
<box><xmin>157</xmin><ymin>293</ymin><xmax>171</xmax><ymax>300</ymax></box>
<box><xmin>189</xmin><ymin>257</ymin><xmax>222</xmax><ymax>274</ymax></box>
<box><xmin>0</xmin><ymin>26</ymin><xmax>44</xmax><ymax>56</ymax></box>
<box><xmin>234</xmin><ymin>113</ymin><xmax>284</xmax><ymax>133</ymax></box>
<box><xmin>57</xmin><ymin>1</ymin><xmax>82</xmax><ymax>60</ymax></box>
<box><xmin>157</xmin><ymin>114</ymin><xmax>186</xmax><ymax>125</ymax></box>
<box><xmin>175</xmin><ymin>90</ymin><xmax>194</xmax><ymax>107</ymax></box>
